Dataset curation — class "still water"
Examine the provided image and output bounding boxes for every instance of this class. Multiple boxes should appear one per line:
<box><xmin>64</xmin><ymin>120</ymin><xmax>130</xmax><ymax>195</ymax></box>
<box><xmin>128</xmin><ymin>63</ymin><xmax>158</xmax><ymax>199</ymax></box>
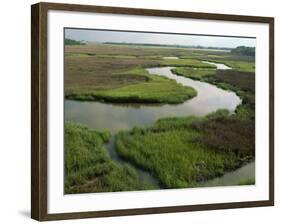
<box><xmin>65</xmin><ymin>66</ymin><xmax>241</xmax><ymax>134</ymax></box>
<box><xmin>162</xmin><ymin>56</ymin><xmax>179</xmax><ymax>59</ymax></box>
<box><xmin>65</xmin><ymin>63</ymin><xmax>254</xmax><ymax>188</ymax></box>
<box><xmin>203</xmin><ymin>60</ymin><xmax>232</xmax><ymax>70</ymax></box>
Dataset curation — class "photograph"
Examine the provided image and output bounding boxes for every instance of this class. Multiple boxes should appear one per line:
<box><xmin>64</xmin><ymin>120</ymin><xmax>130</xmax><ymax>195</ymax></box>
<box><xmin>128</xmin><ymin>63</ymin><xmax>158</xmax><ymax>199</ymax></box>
<box><xmin>64</xmin><ymin>28</ymin><xmax>256</xmax><ymax>194</ymax></box>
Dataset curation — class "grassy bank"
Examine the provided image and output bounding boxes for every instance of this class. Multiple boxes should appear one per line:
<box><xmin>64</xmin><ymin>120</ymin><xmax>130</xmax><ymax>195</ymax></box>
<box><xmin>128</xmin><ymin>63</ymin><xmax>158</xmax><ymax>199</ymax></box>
<box><xmin>177</xmin><ymin>54</ymin><xmax>255</xmax><ymax>72</ymax></box>
<box><xmin>67</xmin><ymin>67</ymin><xmax>197</xmax><ymax>104</ymax></box>
<box><xmin>239</xmin><ymin>178</ymin><xmax>255</xmax><ymax>185</ymax></box>
<box><xmin>65</xmin><ymin>122</ymin><xmax>153</xmax><ymax>194</ymax></box>
<box><xmin>172</xmin><ymin>67</ymin><xmax>255</xmax><ymax>120</ymax></box>
<box><xmin>171</xmin><ymin>67</ymin><xmax>216</xmax><ymax>80</ymax></box>
<box><xmin>161</xmin><ymin>58</ymin><xmax>216</xmax><ymax>68</ymax></box>
<box><xmin>115</xmin><ymin>109</ymin><xmax>255</xmax><ymax>189</ymax></box>
<box><xmin>202</xmin><ymin>59</ymin><xmax>255</xmax><ymax>72</ymax></box>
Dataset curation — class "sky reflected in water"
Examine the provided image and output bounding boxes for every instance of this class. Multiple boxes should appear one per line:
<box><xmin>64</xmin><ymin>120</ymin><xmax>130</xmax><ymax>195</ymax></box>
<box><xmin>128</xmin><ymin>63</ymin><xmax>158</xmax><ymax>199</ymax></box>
<box><xmin>65</xmin><ymin>65</ymin><xmax>242</xmax><ymax>134</ymax></box>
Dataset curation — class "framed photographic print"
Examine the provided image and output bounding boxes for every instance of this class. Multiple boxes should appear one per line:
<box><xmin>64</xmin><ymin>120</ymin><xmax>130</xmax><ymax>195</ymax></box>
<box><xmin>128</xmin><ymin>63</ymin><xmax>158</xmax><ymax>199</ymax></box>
<box><xmin>31</xmin><ymin>2</ymin><xmax>274</xmax><ymax>221</ymax></box>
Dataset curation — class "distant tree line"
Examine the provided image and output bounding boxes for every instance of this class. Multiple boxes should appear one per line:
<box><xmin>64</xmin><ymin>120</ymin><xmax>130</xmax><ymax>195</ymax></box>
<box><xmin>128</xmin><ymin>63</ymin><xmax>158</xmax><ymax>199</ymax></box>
<box><xmin>104</xmin><ymin>42</ymin><xmax>232</xmax><ymax>50</ymax></box>
<box><xmin>65</xmin><ymin>38</ymin><xmax>85</xmax><ymax>45</ymax></box>
<box><xmin>231</xmin><ymin>46</ymin><xmax>255</xmax><ymax>56</ymax></box>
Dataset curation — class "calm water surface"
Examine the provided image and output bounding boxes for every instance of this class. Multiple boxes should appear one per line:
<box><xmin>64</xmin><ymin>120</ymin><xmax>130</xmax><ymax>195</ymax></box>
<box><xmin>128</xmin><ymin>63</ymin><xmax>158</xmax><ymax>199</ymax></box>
<box><xmin>203</xmin><ymin>60</ymin><xmax>232</xmax><ymax>70</ymax></box>
<box><xmin>65</xmin><ymin>66</ymin><xmax>241</xmax><ymax>134</ymax></box>
<box><xmin>65</xmin><ymin>62</ymin><xmax>254</xmax><ymax>188</ymax></box>
<box><xmin>163</xmin><ymin>56</ymin><xmax>179</xmax><ymax>59</ymax></box>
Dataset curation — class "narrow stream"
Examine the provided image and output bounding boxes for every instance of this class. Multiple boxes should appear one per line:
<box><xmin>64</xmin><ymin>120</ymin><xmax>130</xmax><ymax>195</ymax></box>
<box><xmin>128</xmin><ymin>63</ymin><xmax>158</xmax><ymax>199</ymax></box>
<box><xmin>163</xmin><ymin>56</ymin><xmax>179</xmax><ymax>59</ymax></box>
<box><xmin>198</xmin><ymin>161</ymin><xmax>255</xmax><ymax>187</ymax></box>
<box><xmin>203</xmin><ymin>60</ymin><xmax>232</xmax><ymax>70</ymax></box>
<box><xmin>65</xmin><ymin>61</ymin><xmax>253</xmax><ymax>188</ymax></box>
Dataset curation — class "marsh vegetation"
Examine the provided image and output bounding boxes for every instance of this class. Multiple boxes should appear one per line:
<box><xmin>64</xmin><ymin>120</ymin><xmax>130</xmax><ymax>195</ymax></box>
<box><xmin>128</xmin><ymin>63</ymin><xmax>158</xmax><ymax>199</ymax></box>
<box><xmin>64</xmin><ymin>39</ymin><xmax>255</xmax><ymax>193</ymax></box>
<box><xmin>65</xmin><ymin>122</ymin><xmax>154</xmax><ymax>194</ymax></box>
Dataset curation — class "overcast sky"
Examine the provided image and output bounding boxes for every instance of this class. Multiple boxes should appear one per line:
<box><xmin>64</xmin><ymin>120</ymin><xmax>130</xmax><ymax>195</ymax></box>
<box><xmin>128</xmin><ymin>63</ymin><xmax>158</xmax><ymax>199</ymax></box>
<box><xmin>65</xmin><ymin>28</ymin><xmax>255</xmax><ymax>48</ymax></box>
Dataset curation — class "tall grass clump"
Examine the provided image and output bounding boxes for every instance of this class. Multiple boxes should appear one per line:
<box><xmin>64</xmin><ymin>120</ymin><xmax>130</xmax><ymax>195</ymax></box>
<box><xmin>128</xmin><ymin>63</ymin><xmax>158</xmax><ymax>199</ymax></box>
<box><xmin>65</xmin><ymin>122</ymin><xmax>153</xmax><ymax>194</ymax></box>
<box><xmin>115</xmin><ymin>110</ymin><xmax>254</xmax><ymax>189</ymax></box>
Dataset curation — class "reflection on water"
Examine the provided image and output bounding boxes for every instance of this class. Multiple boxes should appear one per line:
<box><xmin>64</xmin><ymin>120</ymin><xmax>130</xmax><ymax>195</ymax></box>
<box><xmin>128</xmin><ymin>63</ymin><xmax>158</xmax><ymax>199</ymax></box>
<box><xmin>65</xmin><ymin>67</ymin><xmax>241</xmax><ymax>134</ymax></box>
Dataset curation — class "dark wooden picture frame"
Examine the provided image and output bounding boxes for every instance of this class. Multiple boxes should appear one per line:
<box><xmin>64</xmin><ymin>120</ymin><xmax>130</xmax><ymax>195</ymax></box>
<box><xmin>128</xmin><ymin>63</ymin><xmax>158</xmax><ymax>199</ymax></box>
<box><xmin>31</xmin><ymin>2</ymin><xmax>274</xmax><ymax>221</ymax></box>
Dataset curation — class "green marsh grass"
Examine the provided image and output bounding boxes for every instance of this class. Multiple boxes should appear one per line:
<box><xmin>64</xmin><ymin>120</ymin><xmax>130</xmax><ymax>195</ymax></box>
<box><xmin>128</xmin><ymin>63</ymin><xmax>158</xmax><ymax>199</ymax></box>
<box><xmin>172</xmin><ymin>67</ymin><xmax>255</xmax><ymax>120</ymax></box>
<box><xmin>64</xmin><ymin>122</ymin><xmax>153</xmax><ymax>194</ymax></box>
<box><xmin>161</xmin><ymin>58</ymin><xmax>216</xmax><ymax>68</ymax></box>
<box><xmin>67</xmin><ymin>67</ymin><xmax>197</xmax><ymax>104</ymax></box>
<box><xmin>238</xmin><ymin>178</ymin><xmax>255</xmax><ymax>185</ymax></box>
<box><xmin>64</xmin><ymin>43</ymin><xmax>256</xmax><ymax>190</ymax></box>
<box><xmin>115</xmin><ymin>110</ymin><xmax>254</xmax><ymax>189</ymax></box>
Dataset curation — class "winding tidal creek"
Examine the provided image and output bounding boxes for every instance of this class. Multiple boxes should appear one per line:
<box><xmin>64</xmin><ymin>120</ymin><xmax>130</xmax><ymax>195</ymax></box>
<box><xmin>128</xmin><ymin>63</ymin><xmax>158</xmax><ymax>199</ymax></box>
<box><xmin>65</xmin><ymin>62</ymin><xmax>255</xmax><ymax>188</ymax></box>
